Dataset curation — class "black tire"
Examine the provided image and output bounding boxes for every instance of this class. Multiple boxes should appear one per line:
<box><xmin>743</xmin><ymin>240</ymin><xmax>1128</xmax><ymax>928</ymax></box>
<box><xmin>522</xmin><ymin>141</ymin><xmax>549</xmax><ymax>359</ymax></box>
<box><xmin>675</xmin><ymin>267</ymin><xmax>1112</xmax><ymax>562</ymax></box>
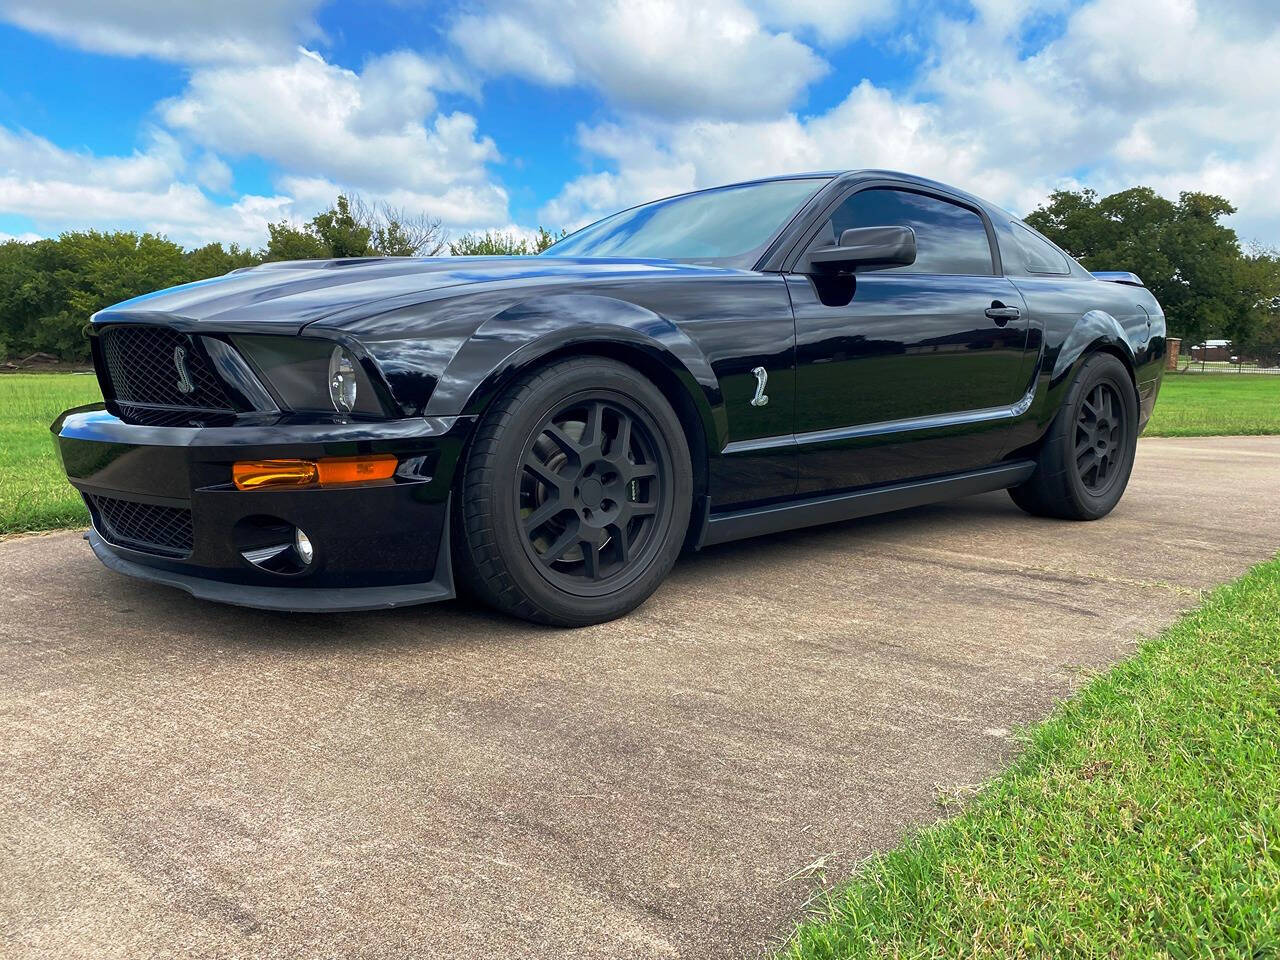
<box><xmin>453</xmin><ymin>357</ymin><xmax>692</xmax><ymax>626</ymax></box>
<box><xmin>1009</xmin><ymin>352</ymin><xmax>1138</xmax><ymax>520</ymax></box>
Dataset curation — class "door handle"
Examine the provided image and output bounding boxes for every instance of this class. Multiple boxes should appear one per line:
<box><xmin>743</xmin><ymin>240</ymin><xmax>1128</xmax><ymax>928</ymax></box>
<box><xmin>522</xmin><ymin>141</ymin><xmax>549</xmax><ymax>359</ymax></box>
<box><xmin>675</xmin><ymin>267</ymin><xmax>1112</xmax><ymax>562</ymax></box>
<box><xmin>985</xmin><ymin>302</ymin><xmax>1021</xmax><ymax>326</ymax></box>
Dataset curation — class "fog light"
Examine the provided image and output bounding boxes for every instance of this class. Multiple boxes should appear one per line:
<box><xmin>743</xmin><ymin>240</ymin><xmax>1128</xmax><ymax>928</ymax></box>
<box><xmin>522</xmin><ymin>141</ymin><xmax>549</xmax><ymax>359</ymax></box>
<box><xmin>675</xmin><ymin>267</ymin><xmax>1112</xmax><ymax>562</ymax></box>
<box><xmin>294</xmin><ymin>528</ymin><xmax>314</xmax><ymax>565</ymax></box>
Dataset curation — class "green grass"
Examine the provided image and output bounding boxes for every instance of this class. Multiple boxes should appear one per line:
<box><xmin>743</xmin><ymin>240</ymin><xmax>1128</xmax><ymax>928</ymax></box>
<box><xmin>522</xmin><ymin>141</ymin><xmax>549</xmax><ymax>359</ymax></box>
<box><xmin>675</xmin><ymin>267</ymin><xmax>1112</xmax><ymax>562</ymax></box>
<box><xmin>781</xmin><ymin>556</ymin><xmax>1280</xmax><ymax>959</ymax></box>
<box><xmin>0</xmin><ymin>370</ymin><xmax>1276</xmax><ymax>536</ymax></box>
<box><xmin>0</xmin><ymin>373</ymin><xmax>101</xmax><ymax>535</ymax></box>
<box><xmin>1144</xmin><ymin>374</ymin><xmax>1280</xmax><ymax>437</ymax></box>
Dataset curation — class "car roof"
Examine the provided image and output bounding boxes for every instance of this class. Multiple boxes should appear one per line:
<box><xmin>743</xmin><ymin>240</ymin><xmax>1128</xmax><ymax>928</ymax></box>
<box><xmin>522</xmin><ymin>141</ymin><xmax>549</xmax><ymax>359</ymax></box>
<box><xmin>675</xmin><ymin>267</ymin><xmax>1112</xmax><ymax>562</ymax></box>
<box><xmin>655</xmin><ymin>170</ymin><xmax>1007</xmax><ymax>218</ymax></box>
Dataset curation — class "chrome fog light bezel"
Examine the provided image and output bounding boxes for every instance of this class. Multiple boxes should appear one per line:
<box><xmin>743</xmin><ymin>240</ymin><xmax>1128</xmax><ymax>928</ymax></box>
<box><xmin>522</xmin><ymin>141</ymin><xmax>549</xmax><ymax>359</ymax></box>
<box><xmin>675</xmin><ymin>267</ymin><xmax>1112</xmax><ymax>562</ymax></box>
<box><xmin>294</xmin><ymin>528</ymin><xmax>315</xmax><ymax>565</ymax></box>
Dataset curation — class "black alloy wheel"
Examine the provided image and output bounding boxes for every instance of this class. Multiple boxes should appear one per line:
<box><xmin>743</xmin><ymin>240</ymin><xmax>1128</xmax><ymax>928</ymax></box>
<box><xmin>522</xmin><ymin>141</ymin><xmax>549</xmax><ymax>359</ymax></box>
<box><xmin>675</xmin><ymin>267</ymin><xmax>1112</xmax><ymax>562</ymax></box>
<box><xmin>518</xmin><ymin>395</ymin><xmax>671</xmax><ymax>596</ymax></box>
<box><xmin>1074</xmin><ymin>381</ymin><xmax>1127</xmax><ymax>495</ymax></box>
<box><xmin>1008</xmin><ymin>351</ymin><xmax>1139</xmax><ymax>521</ymax></box>
<box><xmin>454</xmin><ymin>357</ymin><xmax>692</xmax><ymax>626</ymax></box>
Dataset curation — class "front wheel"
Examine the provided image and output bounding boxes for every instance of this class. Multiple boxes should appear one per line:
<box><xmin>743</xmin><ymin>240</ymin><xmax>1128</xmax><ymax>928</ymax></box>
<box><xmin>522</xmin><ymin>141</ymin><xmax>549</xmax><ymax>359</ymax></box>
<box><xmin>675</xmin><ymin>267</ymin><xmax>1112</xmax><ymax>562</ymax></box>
<box><xmin>454</xmin><ymin>357</ymin><xmax>692</xmax><ymax>626</ymax></box>
<box><xmin>1009</xmin><ymin>352</ymin><xmax>1138</xmax><ymax>520</ymax></box>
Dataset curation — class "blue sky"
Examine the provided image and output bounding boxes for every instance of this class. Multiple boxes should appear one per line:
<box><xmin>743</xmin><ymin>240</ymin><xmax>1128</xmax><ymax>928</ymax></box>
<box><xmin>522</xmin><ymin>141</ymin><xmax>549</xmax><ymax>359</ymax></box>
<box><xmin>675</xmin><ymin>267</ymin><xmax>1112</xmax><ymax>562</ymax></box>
<box><xmin>1</xmin><ymin>0</ymin><xmax>1277</xmax><ymax>250</ymax></box>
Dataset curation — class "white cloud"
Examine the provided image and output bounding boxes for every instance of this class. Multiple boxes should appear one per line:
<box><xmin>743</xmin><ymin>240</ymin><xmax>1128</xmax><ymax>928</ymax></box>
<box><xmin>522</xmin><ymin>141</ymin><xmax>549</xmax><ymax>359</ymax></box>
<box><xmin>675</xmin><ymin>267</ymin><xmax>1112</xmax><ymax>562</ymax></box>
<box><xmin>0</xmin><ymin>126</ymin><xmax>293</xmax><ymax>247</ymax></box>
<box><xmin>749</xmin><ymin>0</ymin><xmax>897</xmax><ymax>45</ymax></box>
<box><xmin>540</xmin><ymin>82</ymin><xmax>1012</xmax><ymax>229</ymax></box>
<box><xmin>193</xmin><ymin>153</ymin><xmax>233</xmax><ymax>194</ymax></box>
<box><xmin>0</xmin><ymin>230</ymin><xmax>42</xmax><ymax>243</ymax></box>
<box><xmin>160</xmin><ymin>49</ymin><xmax>508</xmax><ymax>227</ymax></box>
<box><xmin>541</xmin><ymin>0</ymin><xmax>1280</xmax><ymax>245</ymax></box>
<box><xmin>3</xmin><ymin>0</ymin><xmax>1279</xmax><ymax>251</ymax></box>
<box><xmin>450</xmin><ymin>0</ymin><xmax>828</xmax><ymax>119</ymax></box>
<box><xmin>914</xmin><ymin>0</ymin><xmax>1280</xmax><ymax>239</ymax></box>
<box><xmin>0</xmin><ymin>0</ymin><xmax>323</xmax><ymax>62</ymax></box>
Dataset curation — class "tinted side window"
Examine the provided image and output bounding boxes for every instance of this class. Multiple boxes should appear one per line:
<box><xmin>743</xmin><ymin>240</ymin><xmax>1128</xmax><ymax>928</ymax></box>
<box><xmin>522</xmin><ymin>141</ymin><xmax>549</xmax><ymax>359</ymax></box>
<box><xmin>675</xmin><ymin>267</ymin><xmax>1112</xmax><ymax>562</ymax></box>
<box><xmin>819</xmin><ymin>188</ymin><xmax>994</xmax><ymax>275</ymax></box>
<box><xmin>1010</xmin><ymin>221</ymin><xmax>1070</xmax><ymax>275</ymax></box>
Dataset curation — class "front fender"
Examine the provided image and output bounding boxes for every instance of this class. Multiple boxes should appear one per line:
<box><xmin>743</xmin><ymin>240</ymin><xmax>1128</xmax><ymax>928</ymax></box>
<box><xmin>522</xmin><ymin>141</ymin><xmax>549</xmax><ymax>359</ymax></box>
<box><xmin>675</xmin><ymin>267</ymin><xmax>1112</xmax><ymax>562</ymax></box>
<box><xmin>423</xmin><ymin>293</ymin><xmax>724</xmax><ymax>447</ymax></box>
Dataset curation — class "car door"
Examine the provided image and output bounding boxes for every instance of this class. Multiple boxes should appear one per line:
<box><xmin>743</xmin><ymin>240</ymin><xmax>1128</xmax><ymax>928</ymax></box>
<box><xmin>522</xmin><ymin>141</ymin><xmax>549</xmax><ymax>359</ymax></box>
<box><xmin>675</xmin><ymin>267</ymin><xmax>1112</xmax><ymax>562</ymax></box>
<box><xmin>786</xmin><ymin>184</ymin><xmax>1032</xmax><ymax>494</ymax></box>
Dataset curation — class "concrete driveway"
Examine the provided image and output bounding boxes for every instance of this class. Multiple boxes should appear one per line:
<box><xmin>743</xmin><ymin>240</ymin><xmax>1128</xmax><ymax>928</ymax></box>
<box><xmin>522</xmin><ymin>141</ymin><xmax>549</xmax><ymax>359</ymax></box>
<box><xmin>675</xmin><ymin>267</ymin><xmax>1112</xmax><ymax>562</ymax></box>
<box><xmin>2</xmin><ymin>436</ymin><xmax>1277</xmax><ymax>959</ymax></box>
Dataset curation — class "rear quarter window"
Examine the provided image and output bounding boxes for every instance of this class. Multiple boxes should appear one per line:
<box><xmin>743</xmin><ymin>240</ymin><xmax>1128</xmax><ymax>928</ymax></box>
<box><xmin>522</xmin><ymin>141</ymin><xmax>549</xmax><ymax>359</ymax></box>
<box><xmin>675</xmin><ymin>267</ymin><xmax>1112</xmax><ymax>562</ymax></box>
<box><xmin>1010</xmin><ymin>221</ymin><xmax>1071</xmax><ymax>275</ymax></box>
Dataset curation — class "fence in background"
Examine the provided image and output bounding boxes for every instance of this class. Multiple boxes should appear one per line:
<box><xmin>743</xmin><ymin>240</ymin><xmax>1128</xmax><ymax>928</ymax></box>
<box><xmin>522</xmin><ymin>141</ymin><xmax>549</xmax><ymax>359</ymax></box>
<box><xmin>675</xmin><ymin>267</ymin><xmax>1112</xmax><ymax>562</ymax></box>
<box><xmin>1176</xmin><ymin>342</ymin><xmax>1280</xmax><ymax>375</ymax></box>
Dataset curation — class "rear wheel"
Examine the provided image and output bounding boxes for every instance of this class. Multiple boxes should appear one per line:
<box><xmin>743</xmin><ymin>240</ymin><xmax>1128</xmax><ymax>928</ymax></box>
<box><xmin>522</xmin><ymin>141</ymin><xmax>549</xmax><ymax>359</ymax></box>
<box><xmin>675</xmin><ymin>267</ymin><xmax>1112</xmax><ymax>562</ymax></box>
<box><xmin>454</xmin><ymin>357</ymin><xmax>692</xmax><ymax>626</ymax></box>
<box><xmin>1009</xmin><ymin>352</ymin><xmax>1138</xmax><ymax>520</ymax></box>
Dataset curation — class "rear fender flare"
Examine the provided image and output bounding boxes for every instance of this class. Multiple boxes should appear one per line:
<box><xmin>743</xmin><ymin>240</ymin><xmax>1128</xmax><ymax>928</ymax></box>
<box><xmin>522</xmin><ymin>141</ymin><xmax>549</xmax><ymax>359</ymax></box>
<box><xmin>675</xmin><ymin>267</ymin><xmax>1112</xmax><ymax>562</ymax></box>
<box><xmin>1045</xmin><ymin>310</ymin><xmax>1138</xmax><ymax>409</ymax></box>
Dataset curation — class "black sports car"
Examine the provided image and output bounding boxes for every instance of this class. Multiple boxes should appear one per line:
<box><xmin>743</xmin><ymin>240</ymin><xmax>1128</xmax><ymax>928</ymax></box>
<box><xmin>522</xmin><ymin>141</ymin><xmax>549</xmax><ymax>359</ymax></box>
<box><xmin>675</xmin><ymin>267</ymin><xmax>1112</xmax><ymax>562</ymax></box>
<box><xmin>52</xmin><ymin>171</ymin><xmax>1165</xmax><ymax>625</ymax></box>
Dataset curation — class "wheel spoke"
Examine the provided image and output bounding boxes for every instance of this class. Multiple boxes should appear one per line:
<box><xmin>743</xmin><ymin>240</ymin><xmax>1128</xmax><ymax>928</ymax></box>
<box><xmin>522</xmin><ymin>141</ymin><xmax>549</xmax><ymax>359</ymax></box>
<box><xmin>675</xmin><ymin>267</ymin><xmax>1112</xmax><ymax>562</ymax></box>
<box><xmin>1076</xmin><ymin>447</ymin><xmax>1097</xmax><ymax>471</ymax></box>
<box><xmin>611</xmin><ymin>414</ymin><xmax>633</xmax><ymax>459</ymax></box>
<box><xmin>523</xmin><ymin>455</ymin><xmax>564</xmax><ymax>491</ymax></box>
<box><xmin>580</xmin><ymin>540</ymin><xmax>601</xmax><ymax>579</ymax></box>
<box><xmin>581</xmin><ymin>401</ymin><xmax>604</xmax><ymax>449</ymax></box>
<box><xmin>606</xmin><ymin>522</ymin><xmax>630</xmax><ymax>564</ymax></box>
<box><xmin>629</xmin><ymin>461</ymin><xmax>658</xmax><ymax>480</ymax></box>
<box><xmin>543</xmin><ymin>423</ymin><xmax>581</xmax><ymax>458</ymax></box>
<box><xmin>524</xmin><ymin>498</ymin><xmax>564</xmax><ymax>532</ymax></box>
<box><xmin>539</xmin><ymin>523</ymin><xmax>580</xmax><ymax>565</ymax></box>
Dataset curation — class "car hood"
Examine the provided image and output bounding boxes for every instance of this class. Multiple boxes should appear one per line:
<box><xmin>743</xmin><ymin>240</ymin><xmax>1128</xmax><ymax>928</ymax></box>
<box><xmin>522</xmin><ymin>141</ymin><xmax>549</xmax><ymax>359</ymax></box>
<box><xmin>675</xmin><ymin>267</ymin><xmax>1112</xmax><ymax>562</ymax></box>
<box><xmin>91</xmin><ymin>256</ymin><xmax>749</xmax><ymax>334</ymax></box>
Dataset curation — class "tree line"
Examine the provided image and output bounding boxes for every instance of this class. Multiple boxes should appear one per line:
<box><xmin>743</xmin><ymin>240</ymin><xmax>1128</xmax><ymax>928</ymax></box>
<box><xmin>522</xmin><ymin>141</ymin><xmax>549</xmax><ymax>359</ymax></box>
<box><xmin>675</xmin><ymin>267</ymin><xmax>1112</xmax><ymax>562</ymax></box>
<box><xmin>1</xmin><ymin>187</ymin><xmax>1276</xmax><ymax>364</ymax></box>
<box><xmin>0</xmin><ymin>194</ymin><xmax>563</xmax><ymax>362</ymax></box>
<box><xmin>1025</xmin><ymin>187</ymin><xmax>1279</xmax><ymax>350</ymax></box>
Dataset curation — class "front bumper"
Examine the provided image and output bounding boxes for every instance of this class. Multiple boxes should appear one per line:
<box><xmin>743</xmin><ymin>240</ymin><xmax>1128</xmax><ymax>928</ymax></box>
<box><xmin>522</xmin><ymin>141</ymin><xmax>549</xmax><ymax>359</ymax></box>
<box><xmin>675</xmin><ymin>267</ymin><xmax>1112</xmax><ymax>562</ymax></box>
<box><xmin>52</xmin><ymin>404</ymin><xmax>474</xmax><ymax>612</ymax></box>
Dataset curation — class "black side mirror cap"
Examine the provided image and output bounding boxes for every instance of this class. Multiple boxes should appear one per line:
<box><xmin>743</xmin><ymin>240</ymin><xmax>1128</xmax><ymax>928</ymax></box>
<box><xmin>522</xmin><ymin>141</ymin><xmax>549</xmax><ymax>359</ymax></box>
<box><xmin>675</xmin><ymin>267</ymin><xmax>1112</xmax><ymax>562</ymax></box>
<box><xmin>805</xmin><ymin>225</ymin><xmax>917</xmax><ymax>273</ymax></box>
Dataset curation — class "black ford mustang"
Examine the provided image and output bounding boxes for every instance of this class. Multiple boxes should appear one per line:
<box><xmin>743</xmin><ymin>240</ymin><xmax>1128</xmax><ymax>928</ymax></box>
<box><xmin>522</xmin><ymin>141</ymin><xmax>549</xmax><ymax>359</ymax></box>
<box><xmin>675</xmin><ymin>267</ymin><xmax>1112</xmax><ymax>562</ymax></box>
<box><xmin>52</xmin><ymin>171</ymin><xmax>1165</xmax><ymax>625</ymax></box>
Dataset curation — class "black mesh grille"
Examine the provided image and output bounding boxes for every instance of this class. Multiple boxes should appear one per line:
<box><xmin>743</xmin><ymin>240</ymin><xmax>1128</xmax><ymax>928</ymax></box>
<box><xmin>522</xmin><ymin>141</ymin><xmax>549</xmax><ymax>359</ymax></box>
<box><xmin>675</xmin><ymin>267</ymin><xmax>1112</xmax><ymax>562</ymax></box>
<box><xmin>87</xmin><ymin>494</ymin><xmax>194</xmax><ymax>556</ymax></box>
<box><xmin>99</xmin><ymin>326</ymin><xmax>234</xmax><ymax>411</ymax></box>
<box><xmin>113</xmin><ymin>404</ymin><xmax>238</xmax><ymax>428</ymax></box>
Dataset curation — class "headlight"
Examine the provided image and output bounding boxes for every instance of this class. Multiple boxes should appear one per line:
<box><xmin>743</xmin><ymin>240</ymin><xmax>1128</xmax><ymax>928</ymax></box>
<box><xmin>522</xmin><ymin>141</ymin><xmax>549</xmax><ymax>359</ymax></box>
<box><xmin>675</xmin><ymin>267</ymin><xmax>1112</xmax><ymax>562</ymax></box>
<box><xmin>232</xmin><ymin>335</ymin><xmax>386</xmax><ymax>416</ymax></box>
<box><xmin>328</xmin><ymin>346</ymin><xmax>358</xmax><ymax>414</ymax></box>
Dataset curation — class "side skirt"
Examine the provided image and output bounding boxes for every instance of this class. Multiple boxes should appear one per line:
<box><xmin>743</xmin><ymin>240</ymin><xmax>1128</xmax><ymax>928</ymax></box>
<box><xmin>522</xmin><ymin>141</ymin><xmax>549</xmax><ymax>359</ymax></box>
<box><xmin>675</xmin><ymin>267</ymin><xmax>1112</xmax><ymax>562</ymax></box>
<box><xmin>698</xmin><ymin>460</ymin><xmax>1036</xmax><ymax>548</ymax></box>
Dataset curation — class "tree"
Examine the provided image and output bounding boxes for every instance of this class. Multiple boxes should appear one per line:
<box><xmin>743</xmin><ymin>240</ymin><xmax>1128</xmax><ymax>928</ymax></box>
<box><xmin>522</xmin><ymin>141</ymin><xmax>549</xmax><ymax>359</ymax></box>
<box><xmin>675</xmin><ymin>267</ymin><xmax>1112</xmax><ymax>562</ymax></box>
<box><xmin>534</xmin><ymin>226</ymin><xmax>567</xmax><ymax>253</ymax></box>
<box><xmin>263</xmin><ymin>220</ymin><xmax>329</xmax><ymax>262</ymax></box>
<box><xmin>0</xmin><ymin>231</ymin><xmax>193</xmax><ymax>361</ymax></box>
<box><xmin>0</xmin><ymin>193</ymin><xmax>460</xmax><ymax>363</ymax></box>
<box><xmin>184</xmin><ymin>242</ymin><xmax>260</xmax><ymax>279</ymax></box>
<box><xmin>263</xmin><ymin>193</ymin><xmax>448</xmax><ymax>261</ymax></box>
<box><xmin>448</xmin><ymin>226</ymin><xmax>565</xmax><ymax>256</ymax></box>
<box><xmin>1025</xmin><ymin>187</ymin><xmax>1278</xmax><ymax>346</ymax></box>
<box><xmin>350</xmin><ymin>195</ymin><xmax>448</xmax><ymax>257</ymax></box>
<box><xmin>308</xmin><ymin>194</ymin><xmax>374</xmax><ymax>257</ymax></box>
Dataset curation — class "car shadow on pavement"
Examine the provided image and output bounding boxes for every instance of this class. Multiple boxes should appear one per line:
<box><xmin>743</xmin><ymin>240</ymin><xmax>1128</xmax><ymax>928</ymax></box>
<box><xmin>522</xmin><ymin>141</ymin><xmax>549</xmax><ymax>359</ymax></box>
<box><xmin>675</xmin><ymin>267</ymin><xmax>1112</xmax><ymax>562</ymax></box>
<box><xmin>74</xmin><ymin>491</ymin><xmax>1032</xmax><ymax>656</ymax></box>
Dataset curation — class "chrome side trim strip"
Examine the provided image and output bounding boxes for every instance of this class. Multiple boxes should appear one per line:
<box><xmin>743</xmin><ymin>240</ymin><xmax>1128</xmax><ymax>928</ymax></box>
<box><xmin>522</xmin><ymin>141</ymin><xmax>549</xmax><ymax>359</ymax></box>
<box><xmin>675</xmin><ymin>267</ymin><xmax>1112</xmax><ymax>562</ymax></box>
<box><xmin>723</xmin><ymin>381</ymin><xmax>1038</xmax><ymax>455</ymax></box>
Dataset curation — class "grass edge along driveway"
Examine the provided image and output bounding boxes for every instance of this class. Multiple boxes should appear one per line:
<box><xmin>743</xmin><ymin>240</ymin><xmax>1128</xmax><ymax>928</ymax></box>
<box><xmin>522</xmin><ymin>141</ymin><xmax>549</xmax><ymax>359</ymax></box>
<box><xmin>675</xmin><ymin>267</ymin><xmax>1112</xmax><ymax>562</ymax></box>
<box><xmin>780</xmin><ymin>553</ymin><xmax>1280</xmax><ymax>959</ymax></box>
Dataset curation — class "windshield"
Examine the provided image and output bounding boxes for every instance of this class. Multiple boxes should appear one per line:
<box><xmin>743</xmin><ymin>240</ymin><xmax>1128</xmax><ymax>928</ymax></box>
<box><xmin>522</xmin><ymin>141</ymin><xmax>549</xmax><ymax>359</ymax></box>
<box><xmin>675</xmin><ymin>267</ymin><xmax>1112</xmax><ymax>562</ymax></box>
<box><xmin>542</xmin><ymin>178</ymin><xmax>830</xmax><ymax>264</ymax></box>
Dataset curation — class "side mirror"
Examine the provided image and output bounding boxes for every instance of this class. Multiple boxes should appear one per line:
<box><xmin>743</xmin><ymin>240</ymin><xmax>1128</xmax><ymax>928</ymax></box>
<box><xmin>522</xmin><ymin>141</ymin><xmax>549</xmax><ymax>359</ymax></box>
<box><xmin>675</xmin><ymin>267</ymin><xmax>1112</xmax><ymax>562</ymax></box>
<box><xmin>806</xmin><ymin>226</ymin><xmax>916</xmax><ymax>273</ymax></box>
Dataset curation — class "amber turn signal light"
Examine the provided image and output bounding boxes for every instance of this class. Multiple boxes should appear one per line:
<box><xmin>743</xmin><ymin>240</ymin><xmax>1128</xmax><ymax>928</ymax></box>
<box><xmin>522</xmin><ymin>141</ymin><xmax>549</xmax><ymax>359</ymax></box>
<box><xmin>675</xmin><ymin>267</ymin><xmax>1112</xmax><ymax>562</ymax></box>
<box><xmin>315</xmin><ymin>454</ymin><xmax>397</xmax><ymax>485</ymax></box>
<box><xmin>233</xmin><ymin>454</ymin><xmax>396</xmax><ymax>491</ymax></box>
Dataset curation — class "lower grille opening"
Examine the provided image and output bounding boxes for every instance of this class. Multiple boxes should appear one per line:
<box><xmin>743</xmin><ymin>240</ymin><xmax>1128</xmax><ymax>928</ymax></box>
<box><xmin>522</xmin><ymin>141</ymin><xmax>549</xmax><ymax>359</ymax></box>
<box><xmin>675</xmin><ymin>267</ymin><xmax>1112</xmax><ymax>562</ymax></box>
<box><xmin>86</xmin><ymin>493</ymin><xmax>194</xmax><ymax>557</ymax></box>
